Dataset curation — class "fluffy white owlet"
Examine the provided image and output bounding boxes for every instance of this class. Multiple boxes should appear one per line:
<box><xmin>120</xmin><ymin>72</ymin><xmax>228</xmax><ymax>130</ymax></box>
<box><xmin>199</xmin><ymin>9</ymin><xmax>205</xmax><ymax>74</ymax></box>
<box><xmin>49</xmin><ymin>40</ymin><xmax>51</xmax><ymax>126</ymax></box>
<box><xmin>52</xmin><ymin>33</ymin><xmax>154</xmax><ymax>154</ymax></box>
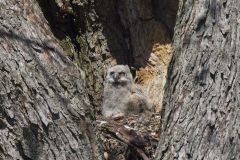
<box><xmin>102</xmin><ymin>65</ymin><xmax>151</xmax><ymax>118</ymax></box>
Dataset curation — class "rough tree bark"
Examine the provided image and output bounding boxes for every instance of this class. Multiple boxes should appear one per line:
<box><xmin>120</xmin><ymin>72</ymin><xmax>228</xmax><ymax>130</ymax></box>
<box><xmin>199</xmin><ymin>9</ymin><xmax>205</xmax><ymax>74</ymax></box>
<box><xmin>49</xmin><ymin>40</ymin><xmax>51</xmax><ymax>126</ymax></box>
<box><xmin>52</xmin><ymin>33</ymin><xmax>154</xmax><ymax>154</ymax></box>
<box><xmin>156</xmin><ymin>0</ymin><xmax>240</xmax><ymax>159</ymax></box>
<box><xmin>0</xmin><ymin>0</ymin><xmax>101</xmax><ymax>159</ymax></box>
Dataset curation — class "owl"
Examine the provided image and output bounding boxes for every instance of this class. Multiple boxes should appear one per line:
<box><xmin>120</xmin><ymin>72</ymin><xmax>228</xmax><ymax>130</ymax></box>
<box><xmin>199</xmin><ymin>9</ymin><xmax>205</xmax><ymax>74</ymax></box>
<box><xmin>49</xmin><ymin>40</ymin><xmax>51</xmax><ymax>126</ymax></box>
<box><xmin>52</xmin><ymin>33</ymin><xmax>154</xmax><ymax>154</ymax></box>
<box><xmin>102</xmin><ymin>65</ymin><xmax>152</xmax><ymax>118</ymax></box>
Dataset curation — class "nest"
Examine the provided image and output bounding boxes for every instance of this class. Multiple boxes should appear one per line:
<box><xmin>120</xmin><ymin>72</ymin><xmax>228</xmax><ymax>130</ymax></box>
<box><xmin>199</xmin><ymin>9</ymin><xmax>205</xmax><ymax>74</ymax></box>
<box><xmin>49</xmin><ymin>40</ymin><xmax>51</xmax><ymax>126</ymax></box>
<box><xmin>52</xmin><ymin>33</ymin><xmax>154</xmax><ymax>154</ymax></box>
<box><xmin>97</xmin><ymin>112</ymin><xmax>161</xmax><ymax>160</ymax></box>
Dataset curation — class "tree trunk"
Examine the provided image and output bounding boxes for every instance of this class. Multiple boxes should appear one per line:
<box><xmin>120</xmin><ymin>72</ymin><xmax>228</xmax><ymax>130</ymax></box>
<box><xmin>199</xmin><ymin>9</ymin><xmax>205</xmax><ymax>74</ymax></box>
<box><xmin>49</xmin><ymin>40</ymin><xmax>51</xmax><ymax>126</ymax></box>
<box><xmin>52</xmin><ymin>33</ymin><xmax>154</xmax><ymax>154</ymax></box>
<box><xmin>0</xmin><ymin>0</ymin><xmax>100</xmax><ymax>159</ymax></box>
<box><xmin>156</xmin><ymin>0</ymin><xmax>240</xmax><ymax>159</ymax></box>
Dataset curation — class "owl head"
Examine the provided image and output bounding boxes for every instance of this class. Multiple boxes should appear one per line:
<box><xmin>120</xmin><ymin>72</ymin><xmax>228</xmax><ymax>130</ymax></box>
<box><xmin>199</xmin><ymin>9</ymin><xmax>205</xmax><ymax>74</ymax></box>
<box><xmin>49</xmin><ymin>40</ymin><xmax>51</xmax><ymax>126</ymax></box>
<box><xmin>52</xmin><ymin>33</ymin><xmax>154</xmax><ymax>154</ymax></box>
<box><xmin>105</xmin><ymin>65</ymin><xmax>133</xmax><ymax>85</ymax></box>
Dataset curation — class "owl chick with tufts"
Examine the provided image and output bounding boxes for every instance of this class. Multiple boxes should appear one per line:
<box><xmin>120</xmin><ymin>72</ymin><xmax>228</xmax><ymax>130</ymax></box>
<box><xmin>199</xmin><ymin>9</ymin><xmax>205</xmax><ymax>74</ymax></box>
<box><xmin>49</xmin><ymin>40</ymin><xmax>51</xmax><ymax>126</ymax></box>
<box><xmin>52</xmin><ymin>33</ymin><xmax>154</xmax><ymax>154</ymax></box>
<box><xmin>102</xmin><ymin>65</ymin><xmax>152</xmax><ymax>118</ymax></box>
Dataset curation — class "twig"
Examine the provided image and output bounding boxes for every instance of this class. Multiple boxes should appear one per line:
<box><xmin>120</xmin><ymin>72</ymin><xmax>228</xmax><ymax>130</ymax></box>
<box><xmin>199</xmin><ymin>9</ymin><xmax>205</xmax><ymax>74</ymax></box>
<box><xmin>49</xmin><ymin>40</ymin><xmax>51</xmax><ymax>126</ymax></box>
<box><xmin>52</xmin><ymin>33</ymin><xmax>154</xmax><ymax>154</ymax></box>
<box><xmin>97</xmin><ymin>119</ymin><xmax>150</xmax><ymax>160</ymax></box>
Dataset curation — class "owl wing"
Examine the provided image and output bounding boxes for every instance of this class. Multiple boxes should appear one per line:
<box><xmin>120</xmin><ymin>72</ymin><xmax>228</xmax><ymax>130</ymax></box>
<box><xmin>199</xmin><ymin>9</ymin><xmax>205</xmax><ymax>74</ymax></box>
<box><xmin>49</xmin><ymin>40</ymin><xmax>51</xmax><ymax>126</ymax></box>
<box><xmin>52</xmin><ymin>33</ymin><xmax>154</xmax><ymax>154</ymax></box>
<box><xmin>129</xmin><ymin>84</ymin><xmax>153</xmax><ymax>111</ymax></box>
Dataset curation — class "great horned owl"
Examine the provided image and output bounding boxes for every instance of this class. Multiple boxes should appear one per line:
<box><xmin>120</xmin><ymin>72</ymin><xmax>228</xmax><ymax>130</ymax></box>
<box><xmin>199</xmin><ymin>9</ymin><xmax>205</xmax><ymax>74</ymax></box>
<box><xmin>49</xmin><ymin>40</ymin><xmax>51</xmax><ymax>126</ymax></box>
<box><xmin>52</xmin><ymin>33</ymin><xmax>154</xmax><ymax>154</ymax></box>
<box><xmin>102</xmin><ymin>65</ymin><xmax>152</xmax><ymax>118</ymax></box>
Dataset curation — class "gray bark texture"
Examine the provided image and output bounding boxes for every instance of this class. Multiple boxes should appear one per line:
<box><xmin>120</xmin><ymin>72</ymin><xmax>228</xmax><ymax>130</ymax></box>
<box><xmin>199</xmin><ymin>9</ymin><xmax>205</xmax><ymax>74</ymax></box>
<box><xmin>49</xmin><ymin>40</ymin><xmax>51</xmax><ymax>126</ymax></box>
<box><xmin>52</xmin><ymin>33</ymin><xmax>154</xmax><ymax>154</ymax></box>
<box><xmin>0</xmin><ymin>0</ymin><xmax>101</xmax><ymax>159</ymax></box>
<box><xmin>156</xmin><ymin>0</ymin><xmax>240</xmax><ymax>159</ymax></box>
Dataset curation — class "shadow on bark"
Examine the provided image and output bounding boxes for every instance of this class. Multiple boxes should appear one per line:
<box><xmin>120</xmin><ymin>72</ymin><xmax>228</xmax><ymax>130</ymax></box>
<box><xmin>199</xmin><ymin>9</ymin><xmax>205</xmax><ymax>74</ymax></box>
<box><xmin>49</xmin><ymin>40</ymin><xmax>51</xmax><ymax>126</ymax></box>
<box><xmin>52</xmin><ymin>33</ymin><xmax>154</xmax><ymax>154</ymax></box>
<box><xmin>35</xmin><ymin>0</ymin><xmax>179</xmax><ymax>70</ymax></box>
<box><xmin>0</xmin><ymin>29</ymin><xmax>85</xmax><ymax>119</ymax></box>
<box><xmin>17</xmin><ymin>125</ymin><xmax>41</xmax><ymax>160</ymax></box>
<box><xmin>2</xmin><ymin>30</ymin><xmax>59</xmax><ymax>101</ymax></box>
<box><xmin>95</xmin><ymin>0</ymin><xmax>178</xmax><ymax>69</ymax></box>
<box><xmin>0</xmin><ymin>28</ymin><xmax>95</xmax><ymax>159</ymax></box>
<box><xmin>0</xmin><ymin>30</ymin><xmax>70</xmax><ymax>65</ymax></box>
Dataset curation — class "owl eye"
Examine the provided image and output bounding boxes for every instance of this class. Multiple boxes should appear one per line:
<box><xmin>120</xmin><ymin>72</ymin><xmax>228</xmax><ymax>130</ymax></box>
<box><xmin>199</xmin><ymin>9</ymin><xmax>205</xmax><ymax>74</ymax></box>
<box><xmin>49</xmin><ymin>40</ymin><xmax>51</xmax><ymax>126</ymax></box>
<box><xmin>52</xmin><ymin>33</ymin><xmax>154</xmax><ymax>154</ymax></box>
<box><xmin>110</xmin><ymin>71</ymin><xmax>114</xmax><ymax>75</ymax></box>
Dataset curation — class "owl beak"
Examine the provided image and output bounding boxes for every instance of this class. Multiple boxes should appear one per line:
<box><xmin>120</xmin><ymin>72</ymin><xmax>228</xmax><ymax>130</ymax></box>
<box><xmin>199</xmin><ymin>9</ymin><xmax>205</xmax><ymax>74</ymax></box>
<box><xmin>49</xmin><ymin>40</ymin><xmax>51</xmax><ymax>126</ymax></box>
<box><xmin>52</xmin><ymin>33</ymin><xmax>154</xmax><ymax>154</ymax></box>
<box><xmin>113</xmin><ymin>73</ymin><xmax>120</xmax><ymax>81</ymax></box>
